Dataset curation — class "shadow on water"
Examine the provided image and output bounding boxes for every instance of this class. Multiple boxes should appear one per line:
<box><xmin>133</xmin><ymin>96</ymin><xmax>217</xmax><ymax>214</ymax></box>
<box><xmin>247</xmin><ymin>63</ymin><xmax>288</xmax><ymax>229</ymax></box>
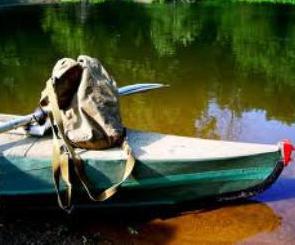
<box><xmin>0</xmin><ymin>199</ymin><xmax>281</xmax><ymax>244</ymax></box>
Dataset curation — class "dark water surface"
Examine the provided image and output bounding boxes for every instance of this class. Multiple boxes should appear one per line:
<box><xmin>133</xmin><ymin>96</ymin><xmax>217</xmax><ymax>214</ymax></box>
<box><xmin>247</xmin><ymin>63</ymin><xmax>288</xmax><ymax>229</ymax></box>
<box><xmin>1</xmin><ymin>1</ymin><xmax>295</xmax><ymax>244</ymax></box>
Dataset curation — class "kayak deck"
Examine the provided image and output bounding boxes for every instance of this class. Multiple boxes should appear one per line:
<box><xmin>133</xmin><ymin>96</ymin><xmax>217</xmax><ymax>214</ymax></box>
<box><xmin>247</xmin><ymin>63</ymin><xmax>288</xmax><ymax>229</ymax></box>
<box><xmin>0</xmin><ymin>120</ymin><xmax>279</xmax><ymax>161</ymax></box>
<box><xmin>0</xmin><ymin>114</ymin><xmax>283</xmax><ymax>207</ymax></box>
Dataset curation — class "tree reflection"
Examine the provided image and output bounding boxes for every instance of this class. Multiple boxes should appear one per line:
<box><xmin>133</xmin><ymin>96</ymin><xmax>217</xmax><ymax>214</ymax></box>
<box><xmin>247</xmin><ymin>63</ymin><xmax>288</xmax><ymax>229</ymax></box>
<box><xmin>0</xmin><ymin>1</ymin><xmax>294</xmax><ymax>139</ymax></box>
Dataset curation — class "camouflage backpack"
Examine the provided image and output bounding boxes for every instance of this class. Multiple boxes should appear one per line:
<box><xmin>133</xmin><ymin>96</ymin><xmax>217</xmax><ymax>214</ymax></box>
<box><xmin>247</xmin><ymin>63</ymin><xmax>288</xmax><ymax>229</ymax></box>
<box><xmin>40</xmin><ymin>55</ymin><xmax>135</xmax><ymax>211</ymax></box>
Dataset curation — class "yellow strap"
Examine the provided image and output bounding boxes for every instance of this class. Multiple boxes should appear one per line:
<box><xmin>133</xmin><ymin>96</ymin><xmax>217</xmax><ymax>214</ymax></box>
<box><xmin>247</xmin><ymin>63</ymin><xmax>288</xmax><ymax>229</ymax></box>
<box><xmin>85</xmin><ymin>139</ymin><xmax>135</xmax><ymax>201</ymax></box>
<box><xmin>45</xmin><ymin>78</ymin><xmax>136</xmax><ymax>208</ymax></box>
<box><xmin>48</xmin><ymin>112</ymin><xmax>72</xmax><ymax>212</ymax></box>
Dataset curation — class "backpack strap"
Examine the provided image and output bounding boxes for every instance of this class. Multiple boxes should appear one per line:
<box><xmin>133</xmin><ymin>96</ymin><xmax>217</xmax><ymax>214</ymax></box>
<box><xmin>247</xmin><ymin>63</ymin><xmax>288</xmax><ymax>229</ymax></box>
<box><xmin>45</xmin><ymin>78</ymin><xmax>135</xmax><ymax>210</ymax></box>
<box><xmin>49</xmin><ymin>112</ymin><xmax>72</xmax><ymax>212</ymax></box>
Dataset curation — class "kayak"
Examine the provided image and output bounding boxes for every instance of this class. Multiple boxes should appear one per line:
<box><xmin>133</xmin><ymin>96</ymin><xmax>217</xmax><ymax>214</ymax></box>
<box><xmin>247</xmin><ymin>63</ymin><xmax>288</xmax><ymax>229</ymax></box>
<box><xmin>0</xmin><ymin>114</ymin><xmax>292</xmax><ymax>208</ymax></box>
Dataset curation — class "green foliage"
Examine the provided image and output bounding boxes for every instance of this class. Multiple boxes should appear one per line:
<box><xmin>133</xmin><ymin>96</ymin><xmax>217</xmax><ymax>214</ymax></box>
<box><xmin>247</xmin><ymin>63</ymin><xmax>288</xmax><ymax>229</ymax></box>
<box><xmin>40</xmin><ymin>1</ymin><xmax>295</xmax><ymax>125</ymax></box>
<box><xmin>0</xmin><ymin>1</ymin><xmax>295</xmax><ymax>135</ymax></box>
<box><xmin>147</xmin><ymin>4</ymin><xmax>202</xmax><ymax>56</ymax></box>
<box><xmin>42</xmin><ymin>6</ymin><xmax>86</xmax><ymax>55</ymax></box>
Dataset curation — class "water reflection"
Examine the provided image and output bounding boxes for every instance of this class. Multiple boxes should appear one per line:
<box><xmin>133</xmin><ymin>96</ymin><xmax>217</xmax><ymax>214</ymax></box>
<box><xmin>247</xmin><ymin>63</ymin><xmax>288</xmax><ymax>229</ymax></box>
<box><xmin>195</xmin><ymin>101</ymin><xmax>295</xmax><ymax>143</ymax></box>
<box><xmin>0</xmin><ymin>1</ymin><xmax>294</xmax><ymax>143</ymax></box>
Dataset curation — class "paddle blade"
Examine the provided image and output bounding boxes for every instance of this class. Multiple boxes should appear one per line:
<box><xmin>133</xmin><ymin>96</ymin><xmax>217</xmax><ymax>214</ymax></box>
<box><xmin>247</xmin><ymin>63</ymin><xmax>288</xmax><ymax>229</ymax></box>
<box><xmin>118</xmin><ymin>83</ymin><xmax>168</xmax><ymax>96</ymax></box>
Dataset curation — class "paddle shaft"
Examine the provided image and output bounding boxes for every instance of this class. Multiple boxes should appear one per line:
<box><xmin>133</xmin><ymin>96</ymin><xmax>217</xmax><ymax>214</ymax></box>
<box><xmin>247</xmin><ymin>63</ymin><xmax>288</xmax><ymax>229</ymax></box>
<box><xmin>0</xmin><ymin>108</ymin><xmax>46</xmax><ymax>134</ymax></box>
<box><xmin>0</xmin><ymin>83</ymin><xmax>166</xmax><ymax>134</ymax></box>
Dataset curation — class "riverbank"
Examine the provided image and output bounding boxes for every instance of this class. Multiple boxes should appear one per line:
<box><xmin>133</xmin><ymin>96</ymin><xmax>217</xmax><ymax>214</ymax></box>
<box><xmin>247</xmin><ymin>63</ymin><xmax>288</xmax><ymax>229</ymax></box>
<box><xmin>0</xmin><ymin>201</ymin><xmax>281</xmax><ymax>244</ymax></box>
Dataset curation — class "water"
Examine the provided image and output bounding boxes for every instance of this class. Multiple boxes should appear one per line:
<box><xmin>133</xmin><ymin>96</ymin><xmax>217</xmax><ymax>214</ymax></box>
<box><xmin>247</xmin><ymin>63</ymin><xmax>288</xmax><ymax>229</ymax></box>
<box><xmin>1</xmin><ymin>1</ymin><xmax>295</xmax><ymax>244</ymax></box>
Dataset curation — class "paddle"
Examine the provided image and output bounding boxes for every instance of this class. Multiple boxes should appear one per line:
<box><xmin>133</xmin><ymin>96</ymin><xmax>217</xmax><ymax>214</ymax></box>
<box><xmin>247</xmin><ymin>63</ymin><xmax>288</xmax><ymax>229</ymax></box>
<box><xmin>118</xmin><ymin>83</ymin><xmax>168</xmax><ymax>95</ymax></box>
<box><xmin>0</xmin><ymin>83</ymin><xmax>167</xmax><ymax>135</ymax></box>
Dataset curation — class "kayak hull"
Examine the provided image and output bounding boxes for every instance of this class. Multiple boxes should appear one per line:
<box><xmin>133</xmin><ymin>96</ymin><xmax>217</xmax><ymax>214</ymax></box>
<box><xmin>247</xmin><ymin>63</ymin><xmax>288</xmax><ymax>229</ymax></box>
<box><xmin>0</xmin><ymin>114</ymin><xmax>284</xmax><ymax>208</ymax></box>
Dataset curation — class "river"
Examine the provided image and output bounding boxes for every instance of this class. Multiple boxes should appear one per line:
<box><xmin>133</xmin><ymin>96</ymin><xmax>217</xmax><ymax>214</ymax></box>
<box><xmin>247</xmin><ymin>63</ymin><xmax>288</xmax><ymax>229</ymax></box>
<box><xmin>0</xmin><ymin>1</ymin><xmax>295</xmax><ymax>244</ymax></box>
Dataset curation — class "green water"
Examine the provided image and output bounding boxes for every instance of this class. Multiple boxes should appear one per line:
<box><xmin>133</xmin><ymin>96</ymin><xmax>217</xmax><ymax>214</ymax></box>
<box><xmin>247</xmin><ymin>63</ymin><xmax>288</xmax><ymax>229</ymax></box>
<box><xmin>0</xmin><ymin>1</ymin><xmax>295</xmax><ymax>144</ymax></box>
<box><xmin>1</xmin><ymin>2</ymin><xmax>295</xmax><ymax>244</ymax></box>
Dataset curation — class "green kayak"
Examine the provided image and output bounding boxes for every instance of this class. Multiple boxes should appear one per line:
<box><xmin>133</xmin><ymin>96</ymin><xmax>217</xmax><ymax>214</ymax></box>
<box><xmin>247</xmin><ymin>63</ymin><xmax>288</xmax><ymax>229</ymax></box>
<box><xmin>0</xmin><ymin>114</ymin><xmax>292</xmax><ymax>208</ymax></box>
